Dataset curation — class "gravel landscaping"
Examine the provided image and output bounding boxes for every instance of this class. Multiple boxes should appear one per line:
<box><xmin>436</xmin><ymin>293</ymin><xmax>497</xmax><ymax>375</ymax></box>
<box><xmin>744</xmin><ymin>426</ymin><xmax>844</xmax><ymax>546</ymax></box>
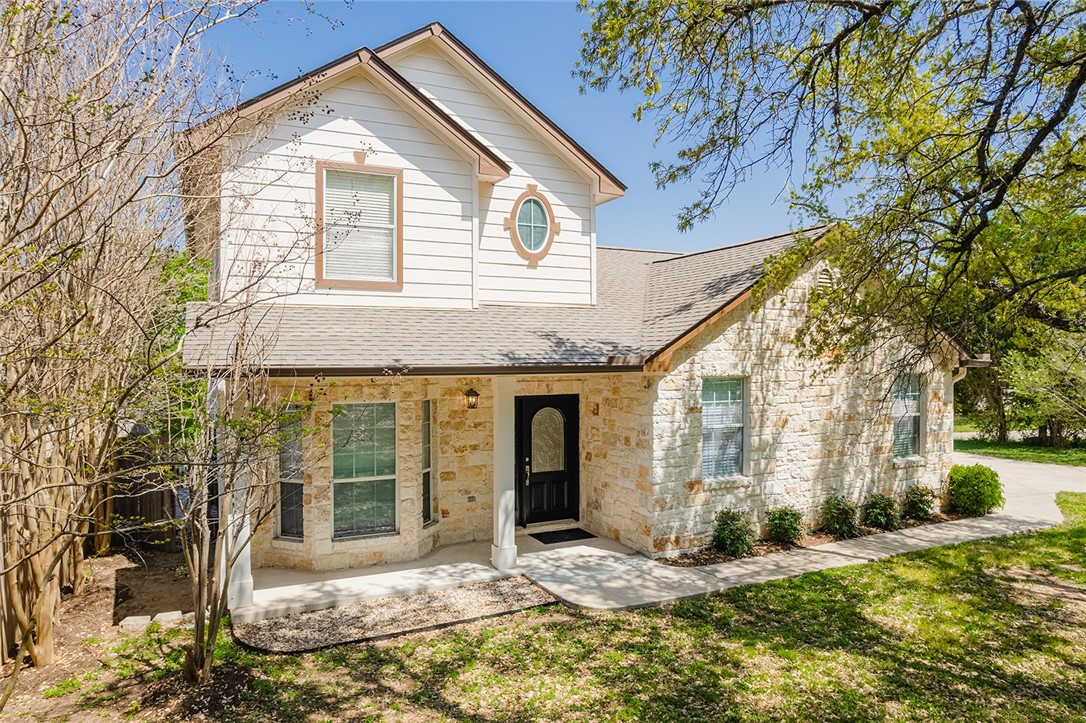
<box><xmin>233</xmin><ymin>576</ymin><xmax>556</xmax><ymax>652</ymax></box>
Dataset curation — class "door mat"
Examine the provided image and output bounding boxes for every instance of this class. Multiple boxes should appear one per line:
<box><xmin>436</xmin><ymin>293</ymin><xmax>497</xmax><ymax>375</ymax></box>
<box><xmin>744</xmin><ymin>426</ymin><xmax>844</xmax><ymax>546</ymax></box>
<box><xmin>529</xmin><ymin>528</ymin><xmax>596</xmax><ymax>545</ymax></box>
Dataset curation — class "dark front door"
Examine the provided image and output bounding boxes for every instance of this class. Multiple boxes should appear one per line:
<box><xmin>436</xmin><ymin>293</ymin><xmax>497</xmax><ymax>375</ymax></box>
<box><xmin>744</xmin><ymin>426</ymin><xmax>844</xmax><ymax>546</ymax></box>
<box><xmin>515</xmin><ymin>394</ymin><xmax>579</xmax><ymax>526</ymax></box>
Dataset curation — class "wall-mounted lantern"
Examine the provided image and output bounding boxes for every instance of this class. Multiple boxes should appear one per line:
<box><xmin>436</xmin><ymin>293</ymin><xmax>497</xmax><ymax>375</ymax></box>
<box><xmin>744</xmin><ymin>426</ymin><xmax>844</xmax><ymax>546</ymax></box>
<box><xmin>464</xmin><ymin>388</ymin><xmax>480</xmax><ymax>410</ymax></box>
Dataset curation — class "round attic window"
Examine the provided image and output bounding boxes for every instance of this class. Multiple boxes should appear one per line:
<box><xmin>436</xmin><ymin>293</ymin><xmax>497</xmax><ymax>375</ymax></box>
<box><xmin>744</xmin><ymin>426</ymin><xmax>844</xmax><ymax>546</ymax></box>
<box><xmin>504</xmin><ymin>184</ymin><xmax>561</xmax><ymax>267</ymax></box>
<box><xmin>517</xmin><ymin>198</ymin><xmax>548</xmax><ymax>252</ymax></box>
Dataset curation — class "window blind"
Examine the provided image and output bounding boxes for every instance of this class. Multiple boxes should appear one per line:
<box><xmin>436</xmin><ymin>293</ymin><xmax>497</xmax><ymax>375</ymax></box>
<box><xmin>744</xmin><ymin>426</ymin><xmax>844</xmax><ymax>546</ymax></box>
<box><xmin>702</xmin><ymin>378</ymin><xmax>745</xmax><ymax>478</ymax></box>
<box><xmin>323</xmin><ymin>169</ymin><xmax>396</xmax><ymax>281</ymax></box>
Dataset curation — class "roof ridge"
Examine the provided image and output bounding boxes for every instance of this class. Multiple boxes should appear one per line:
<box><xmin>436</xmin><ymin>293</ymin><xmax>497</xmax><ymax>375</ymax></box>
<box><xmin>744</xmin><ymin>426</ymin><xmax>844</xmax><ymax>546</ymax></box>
<box><xmin>650</xmin><ymin>224</ymin><xmax>829</xmax><ymax>265</ymax></box>
<box><xmin>597</xmin><ymin>245</ymin><xmax>683</xmax><ymax>255</ymax></box>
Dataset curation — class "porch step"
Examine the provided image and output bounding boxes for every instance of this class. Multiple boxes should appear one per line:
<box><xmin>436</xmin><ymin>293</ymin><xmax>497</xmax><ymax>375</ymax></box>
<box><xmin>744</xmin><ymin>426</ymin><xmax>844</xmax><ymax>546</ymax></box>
<box><xmin>518</xmin><ymin>519</ymin><xmax>581</xmax><ymax>535</ymax></box>
<box><xmin>232</xmin><ymin>561</ymin><xmax>510</xmax><ymax>623</ymax></box>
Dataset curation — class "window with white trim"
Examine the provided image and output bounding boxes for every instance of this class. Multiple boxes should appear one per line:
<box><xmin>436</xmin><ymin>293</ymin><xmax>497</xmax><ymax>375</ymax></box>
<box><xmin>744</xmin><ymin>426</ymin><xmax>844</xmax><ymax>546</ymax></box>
<box><xmin>702</xmin><ymin>378</ymin><xmax>746</xmax><ymax>478</ymax></box>
<box><xmin>421</xmin><ymin>400</ymin><xmax>435</xmax><ymax>524</ymax></box>
<box><xmin>322</xmin><ymin>168</ymin><xmax>397</xmax><ymax>282</ymax></box>
<box><xmin>892</xmin><ymin>375</ymin><xmax>923</xmax><ymax>458</ymax></box>
<box><xmin>278</xmin><ymin>407</ymin><xmax>304</xmax><ymax>540</ymax></box>
<box><xmin>331</xmin><ymin>403</ymin><xmax>397</xmax><ymax>538</ymax></box>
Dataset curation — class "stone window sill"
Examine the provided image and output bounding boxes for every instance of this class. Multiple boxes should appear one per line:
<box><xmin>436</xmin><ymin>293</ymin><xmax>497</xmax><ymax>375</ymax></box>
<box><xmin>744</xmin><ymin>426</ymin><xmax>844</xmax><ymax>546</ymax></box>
<box><xmin>893</xmin><ymin>456</ymin><xmax>927</xmax><ymax>469</ymax></box>
<box><xmin>332</xmin><ymin>531</ymin><xmax>400</xmax><ymax>543</ymax></box>
<box><xmin>423</xmin><ymin>519</ymin><xmax>439</xmax><ymax>530</ymax></box>
<box><xmin>705</xmin><ymin>474</ymin><xmax>753</xmax><ymax>486</ymax></box>
<box><xmin>273</xmin><ymin>536</ymin><xmax>304</xmax><ymax>545</ymax></box>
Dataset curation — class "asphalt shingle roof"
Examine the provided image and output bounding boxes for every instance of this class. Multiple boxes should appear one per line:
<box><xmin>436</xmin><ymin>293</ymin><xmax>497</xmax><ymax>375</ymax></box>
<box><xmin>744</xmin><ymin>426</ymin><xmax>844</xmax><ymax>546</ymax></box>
<box><xmin>183</xmin><ymin>227</ymin><xmax>825</xmax><ymax>374</ymax></box>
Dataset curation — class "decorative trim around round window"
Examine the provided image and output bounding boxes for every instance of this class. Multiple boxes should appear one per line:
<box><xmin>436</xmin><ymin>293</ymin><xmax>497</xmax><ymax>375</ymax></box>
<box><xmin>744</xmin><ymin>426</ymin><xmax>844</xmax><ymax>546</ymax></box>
<box><xmin>503</xmin><ymin>184</ymin><xmax>561</xmax><ymax>267</ymax></box>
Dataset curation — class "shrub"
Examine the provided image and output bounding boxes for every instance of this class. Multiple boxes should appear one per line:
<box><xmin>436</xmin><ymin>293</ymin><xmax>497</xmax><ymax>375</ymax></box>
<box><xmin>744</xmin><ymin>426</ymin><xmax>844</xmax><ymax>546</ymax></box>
<box><xmin>862</xmin><ymin>493</ymin><xmax>900</xmax><ymax>531</ymax></box>
<box><xmin>766</xmin><ymin>506</ymin><xmax>805</xmax><ymax>544</ymax></box>
<box><xmin>948</xmin><ymin>464</ymin><xmax>1004</xmax><ymax>516</ymax></box>
<box><xmin>821</xmin><ymin>496</ymin><xmax>859</xmax><ymax>539</ymax></box>
<box><xmin>903</xmin><ymin>484</ymin><xmax>937</xmax><ymax>521</ymax></box>
<box><xmin>712</xmin><ymin>508</ymin><xmax>755</xmax><ymax>556</ymax></box>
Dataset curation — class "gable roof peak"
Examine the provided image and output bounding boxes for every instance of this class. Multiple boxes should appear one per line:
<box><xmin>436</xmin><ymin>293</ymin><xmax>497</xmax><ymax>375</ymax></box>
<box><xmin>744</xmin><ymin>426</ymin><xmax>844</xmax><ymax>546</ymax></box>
<box><xmin>377</xmin><ymin>21</ymin><xmax>626</xmax><ymax>202</ymax></box>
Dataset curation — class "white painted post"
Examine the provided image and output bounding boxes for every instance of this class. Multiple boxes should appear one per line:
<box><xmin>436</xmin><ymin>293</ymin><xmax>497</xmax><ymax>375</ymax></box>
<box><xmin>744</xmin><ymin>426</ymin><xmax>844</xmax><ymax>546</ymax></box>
<box><xmin>211</xmin><ymin>380</ymin><xmax>254</xmax><ymax>610</ymax></box>
<box><xmin>226</xmin><ymin>491</ymin><xmax>254</xmax><ymax>609</ymax></box>
<box><xmin>491</xmin><ymin>376</ymin><xmax>517</xmax><ymax>571</ymax></box>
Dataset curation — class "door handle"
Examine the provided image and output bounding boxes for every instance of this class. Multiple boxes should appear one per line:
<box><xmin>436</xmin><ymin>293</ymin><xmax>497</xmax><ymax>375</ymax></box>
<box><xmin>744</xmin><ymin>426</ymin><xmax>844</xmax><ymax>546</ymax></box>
<box><xmin>524</xmin><ymin>458</ymin><xmax>530</xmax><ymax>487</ymax></box>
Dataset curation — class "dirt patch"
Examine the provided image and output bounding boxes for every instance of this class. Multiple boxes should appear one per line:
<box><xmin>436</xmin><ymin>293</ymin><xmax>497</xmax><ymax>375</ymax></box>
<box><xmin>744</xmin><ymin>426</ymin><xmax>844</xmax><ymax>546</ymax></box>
<box><xmin>2</xmin><ymin>550</ymin><xmax>192</xmax><ymax>721</ymax></box>
<box><xmin>140</xmin><ymin>663</ymin><xmax>260</xmax><ymax>722</ymax></box>
<box><xmin>112</xmin><ymin>550</ymin><xmax>192</xmax><ymax>624</ymax></box>
<box><xmin>659</xmin><ymin>512</ymin><xmax>966</xmax><ymax>567</ymax></box>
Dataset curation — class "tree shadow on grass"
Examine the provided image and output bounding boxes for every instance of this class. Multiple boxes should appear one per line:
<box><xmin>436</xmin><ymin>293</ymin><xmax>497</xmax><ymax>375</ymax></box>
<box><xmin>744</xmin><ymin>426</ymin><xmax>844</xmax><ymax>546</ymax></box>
<box><xmin>619</xmin><ymin>539</ymin><xmax>1086</xmax><ymax>720</ymax></box>
<box><xmin>90</xmin><ymin>526</ymin><xmax>1086</xmax><ymax>721</ymax></box>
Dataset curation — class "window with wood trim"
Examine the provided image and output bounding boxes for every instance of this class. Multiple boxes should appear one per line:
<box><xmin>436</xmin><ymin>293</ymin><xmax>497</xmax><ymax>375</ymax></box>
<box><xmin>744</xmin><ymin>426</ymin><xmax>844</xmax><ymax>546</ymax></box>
<box><xmin>702</xmin><ymin>378</ymin><xmax>746</xmax><ymax>478</ymax></box>
<box><xmin>892</xmin><ymin>375</ymin><xmax>923</xmax><ymax>458</ymax></box>
<box><xmin>278</xmin><ymin>407</ymin><xmax>304</xmax><ymax>540</ymax></box>
<box><xmin>331</xmin><ymin>403</ymin><xmax>397</xmax><ymax>538</ymax></box>
<box><xmin>504</xmin><ymin>184</ymin><xmax>560</xmax><ymax>266</ymax></box>
<box><xmin>318</xmin><ymin>164</ymin><xmax>401</xmax><ymax>287</ymax></box>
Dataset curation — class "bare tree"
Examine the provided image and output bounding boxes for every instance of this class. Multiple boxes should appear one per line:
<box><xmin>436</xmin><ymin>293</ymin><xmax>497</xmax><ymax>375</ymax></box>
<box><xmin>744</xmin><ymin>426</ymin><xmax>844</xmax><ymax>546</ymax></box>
<box><xmin>0</xmin><ymin>0</ymin><xmax>331</xmax><ymax>699</ymax></box>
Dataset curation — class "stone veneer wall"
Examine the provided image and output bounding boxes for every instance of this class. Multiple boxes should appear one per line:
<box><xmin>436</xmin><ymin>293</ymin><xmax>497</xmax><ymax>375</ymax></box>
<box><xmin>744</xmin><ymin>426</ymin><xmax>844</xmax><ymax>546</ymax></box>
<box><xmin>515</xmin><ymin>375</ymin><xmax>655</xmax><ymax>555</ymax></box>
<box><xmin>250</xmin><ymin>372</ymin><xmax>655</xmax><ymax>571</ymax></box>
<box><xmin>650</xmin><ymin>263</ymin><xmax>957</xmax><ymax>556</ymax></box>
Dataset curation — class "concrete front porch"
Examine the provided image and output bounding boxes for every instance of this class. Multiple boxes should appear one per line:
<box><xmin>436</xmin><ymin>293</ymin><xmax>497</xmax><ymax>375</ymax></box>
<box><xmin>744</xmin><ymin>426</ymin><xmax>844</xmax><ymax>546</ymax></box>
<box><xmin>233</xmin><ymin>529</ymin><xmax>635</xmax><ymax>623</ymax></box>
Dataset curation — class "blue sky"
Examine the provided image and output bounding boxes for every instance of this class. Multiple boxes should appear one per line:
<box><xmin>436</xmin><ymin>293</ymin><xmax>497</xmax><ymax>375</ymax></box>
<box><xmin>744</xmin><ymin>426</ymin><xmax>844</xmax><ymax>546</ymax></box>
<box><xmin>206</xmin><ymin>0</ymin><xmax>800</xmax><ymax>252</ymax></box>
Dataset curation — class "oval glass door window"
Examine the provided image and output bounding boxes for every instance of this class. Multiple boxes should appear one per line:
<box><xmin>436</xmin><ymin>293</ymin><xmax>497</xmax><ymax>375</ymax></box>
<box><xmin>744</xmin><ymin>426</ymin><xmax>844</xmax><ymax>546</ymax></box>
<box><xmin>531</xmin><ymin>407</ymin><xmax>565</xmax><ymax>472</ymax></box>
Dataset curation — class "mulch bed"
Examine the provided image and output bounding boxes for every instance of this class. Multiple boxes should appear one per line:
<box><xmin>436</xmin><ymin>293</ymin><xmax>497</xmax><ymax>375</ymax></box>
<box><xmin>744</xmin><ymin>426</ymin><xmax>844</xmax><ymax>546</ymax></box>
<box><xmin>232</xmin><ymin>576</ymin><xmax>556</xmax><ymax>653</ymax></box>
<box><xmin>660</xmin><ymin>512</ymin><xmax>967</xmax><ymax>567</ymax></box>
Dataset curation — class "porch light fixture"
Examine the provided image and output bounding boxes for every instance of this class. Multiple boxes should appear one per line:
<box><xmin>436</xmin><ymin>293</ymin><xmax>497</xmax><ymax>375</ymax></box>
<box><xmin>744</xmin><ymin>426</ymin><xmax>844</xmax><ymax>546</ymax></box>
<box><xmin>464</xmin><ymin>388</ymin><xmax>480</xmax><ymax>410</ymax></box>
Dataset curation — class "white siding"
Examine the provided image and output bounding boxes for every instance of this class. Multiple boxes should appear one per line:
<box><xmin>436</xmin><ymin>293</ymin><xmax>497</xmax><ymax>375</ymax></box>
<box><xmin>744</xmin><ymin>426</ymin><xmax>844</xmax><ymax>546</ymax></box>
<box><xmin>218</xmin><ymin>73</ymin><xmax>477</xmax><ymax>308</ymax></box>
<box><xmin>390</xmin><ymin>46</ymin><xmax>596</xmax><ymax>306</ymax></box>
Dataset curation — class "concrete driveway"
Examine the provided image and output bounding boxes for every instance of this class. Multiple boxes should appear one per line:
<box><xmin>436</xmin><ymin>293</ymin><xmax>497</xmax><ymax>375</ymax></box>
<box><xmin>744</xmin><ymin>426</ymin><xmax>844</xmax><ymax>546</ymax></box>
<box><xmin>953</xmin><ymin>452</ymin><xmax>1086</xmax><ymax>523</ymax></box>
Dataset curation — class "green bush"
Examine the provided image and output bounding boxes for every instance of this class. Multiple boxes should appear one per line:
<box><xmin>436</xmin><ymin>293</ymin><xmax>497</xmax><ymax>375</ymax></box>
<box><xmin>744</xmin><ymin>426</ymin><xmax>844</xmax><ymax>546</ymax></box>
<box><xmin>948</xmin><ymin>464</ymin><xmax>1004</xmax><ymax>516</ymax></box>
<box><xmin>821</xmin><ymin>496</ymin><xmax>859</xmax><ymax>539</ymax></box>
<box><xmin>903</xmin><ymin>484</ymin><xmax>937</xmax><ymax>521</ymax></box>
<box><xmin>712</xmin><ymin>508</ymin><xmax>755</xmax><ymax>556</ymax></box>
<box><xmin>862</xmin><ymin>493</ymin><xmax>900</xmax><ymax>531</ymax></box>
<box><xmin>766</xmin><ymin>506</ymin><xmax>805</xmax><ymax>544</ymax></box>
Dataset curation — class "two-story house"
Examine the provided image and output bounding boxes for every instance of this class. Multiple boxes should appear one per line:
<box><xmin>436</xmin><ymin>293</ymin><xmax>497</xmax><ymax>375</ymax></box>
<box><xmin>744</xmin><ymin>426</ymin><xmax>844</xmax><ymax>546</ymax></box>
<box><xmin>183</xmin><ymin>23</ymin><xmax>983</xmax><ymax>609</ymax></box>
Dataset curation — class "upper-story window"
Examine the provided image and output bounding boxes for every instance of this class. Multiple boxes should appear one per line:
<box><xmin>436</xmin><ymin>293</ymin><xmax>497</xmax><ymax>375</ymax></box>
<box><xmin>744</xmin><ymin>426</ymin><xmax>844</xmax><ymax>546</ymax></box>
<box><xmin>316</xmin><ymin>161</ymin><xmax>403</xmax><ymax>291</ymax></box>
<box><xmin>505</xmin><ymin>184</ymin><xmax>560</xmax><ymax>267</ymax></box>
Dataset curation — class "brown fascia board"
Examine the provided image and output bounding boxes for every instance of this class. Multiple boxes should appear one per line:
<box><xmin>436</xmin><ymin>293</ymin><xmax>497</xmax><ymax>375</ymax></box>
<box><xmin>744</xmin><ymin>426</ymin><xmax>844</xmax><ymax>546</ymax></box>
<box><xmin>182</xmin><ymin>45</ymin><xmax>510</xmax><ymax>182</ymax></box>
<box><xmin>642</xmin><ymin>285</ymin><xmax>757</xmax><ymax>373</ymax></box>
<box><xmin>185</xmin><ymin>362</ymin><xmax>647</xmax><ymax>377</ymax></box>
<box><xmin>376</xmin><ymin>22</ymin><xmax>627</xmax><ymax>200</ymax></box>
<box><xmin>357</xmin><ymin>50</ymin><xmax>510</xmax><ymax>180</ymax></box>
<box><xmin>640</xmin><ymin>227</ymin><xmax>831</xmax><ymax>372</ymax></box>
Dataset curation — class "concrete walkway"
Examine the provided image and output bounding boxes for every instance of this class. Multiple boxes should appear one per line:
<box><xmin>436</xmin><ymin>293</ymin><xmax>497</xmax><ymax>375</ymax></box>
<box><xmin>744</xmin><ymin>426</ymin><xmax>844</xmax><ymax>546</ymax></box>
<box><xmin>236</xmin><ymin>533</ymin><xmax>635</xmax><ymax>623</ymax></box>
<box><xmin>235</xmin><ymin>452</ymin><xmax>1085</xmax><ymax>621</ymax></box>
<box><xmin>518</xmin><ymin>453</ymin><xmax>1086</xmax><ymax>610</ymax></box>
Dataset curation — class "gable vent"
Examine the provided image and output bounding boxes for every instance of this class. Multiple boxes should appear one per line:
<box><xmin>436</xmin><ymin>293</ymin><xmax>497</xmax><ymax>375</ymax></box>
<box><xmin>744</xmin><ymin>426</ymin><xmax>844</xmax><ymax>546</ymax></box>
<box><xmin>816</xmin><ymin>268</ymin><xmax>835</xmax><ymax>290</ymax></box>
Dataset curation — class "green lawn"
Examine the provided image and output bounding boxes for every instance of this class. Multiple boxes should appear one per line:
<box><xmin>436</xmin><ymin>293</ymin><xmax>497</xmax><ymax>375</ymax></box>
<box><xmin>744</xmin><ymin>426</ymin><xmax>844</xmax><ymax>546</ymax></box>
<box><xmin>30</xmin><ymin>494</ymin><xmax>1086</xmax><ymax>722</ymax></box>
<box><xmin>953</xmin><ymin>415</ymin><xmax>981</xmax><ymax>433</ymax></box>
<box><xmin>955</xmin><ymin>438</ymin><xmax>1086</xmax><ymax>467</ymax></box>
